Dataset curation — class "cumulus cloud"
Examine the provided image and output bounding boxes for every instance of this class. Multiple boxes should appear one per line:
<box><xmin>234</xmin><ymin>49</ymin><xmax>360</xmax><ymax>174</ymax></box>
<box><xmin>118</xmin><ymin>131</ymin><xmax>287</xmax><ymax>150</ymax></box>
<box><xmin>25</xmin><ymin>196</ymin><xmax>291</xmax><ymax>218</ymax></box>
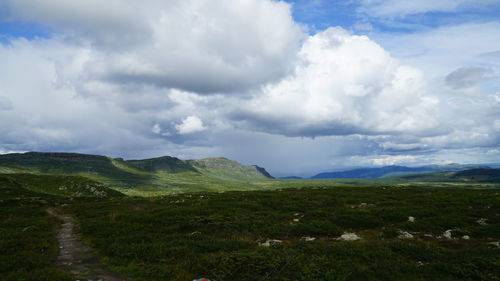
<box><xmin>445</xmin><ymin>67</ymin><xmax>494</xmax><ymax>89</ymax></box>
<box><xmin>234</xmin><ymin>27</ymin><xmax>439</xmax><ymax>137</ymax></box>
<box><xmin>0</xmin><ymin>0</ymin><xmax>499</xmax><ymax>175</ymax></box>
<box><xmin>175</xmin><ymin>116</ymin><xmax>206</xmax><ymax>135</ymax></box>
<box><xmin>3</xmin><ymin>0</ymin><xmax>303</xmax><ymax>94</ymax></box>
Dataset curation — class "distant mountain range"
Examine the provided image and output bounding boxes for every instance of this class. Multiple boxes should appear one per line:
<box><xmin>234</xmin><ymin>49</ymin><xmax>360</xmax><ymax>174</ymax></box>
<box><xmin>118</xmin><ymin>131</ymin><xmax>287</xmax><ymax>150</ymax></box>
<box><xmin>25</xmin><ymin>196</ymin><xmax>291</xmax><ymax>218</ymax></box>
<box><xmin>400</xmin><ymin>168</ymin><xmax>500</xmax><ymax>183</ymax></box>
<box><xmin>2</xmin><ymin>152</ymin><xmax>498</xmax><ymax>195</ymax></box>
<box><xmin>281</xmin><ymin>164</ymin><xmax>496</xmax><ymax>180</ymax></box>
<box><xmin>0</xmin><ymin>152</ymin><xmax>274</xmax><ymax>194</ymax></box>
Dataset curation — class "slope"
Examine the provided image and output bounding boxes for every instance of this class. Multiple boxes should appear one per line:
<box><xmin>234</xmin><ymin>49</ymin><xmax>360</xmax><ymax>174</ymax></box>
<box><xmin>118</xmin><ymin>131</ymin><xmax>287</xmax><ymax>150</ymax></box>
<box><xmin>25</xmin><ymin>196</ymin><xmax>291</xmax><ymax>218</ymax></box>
<box><xmin>401</xmin><ymin>168</ymin><xmax>500</xmax><ymax>183</ymax></box>
<box><xmin>0</xmin><ymin>152</ymin><xmax>275</xmax><ymax>194</ymax></box>
<box><xmin>0</xmin><ymin>173</ymin><xmax>125</xmax><ymax>198</ymax></box>
<box><xmin>310</xmin><ymin>164</ymin><xmax>493</xmax><ymax>179</ymax></box>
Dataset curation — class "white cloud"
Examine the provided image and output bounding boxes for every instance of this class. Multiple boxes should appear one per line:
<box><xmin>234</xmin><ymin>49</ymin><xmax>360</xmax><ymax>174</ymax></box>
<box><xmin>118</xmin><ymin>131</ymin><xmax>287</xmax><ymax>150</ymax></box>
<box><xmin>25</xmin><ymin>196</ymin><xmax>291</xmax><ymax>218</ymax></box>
<box><xmin>445</xmin><ymin>67</ymin><xmax>494</xmax><ymax>89</ymax></box>
<box><xmin>3</xmin><ymin>0</ymin><xmax>304</xmax><ymax>94</ymax></box>
<box><xmin>151</xmin><ymin>124</ymin><xmax>162</xmax><ymax>135</ymax></box>
<box><xmin>352</xmin><ymin>21</ymin><xmax>374</xmax><ymax>32</ymax></box>
<box><xmin>175</xmin><ymin>116</ymin><xmax>206</xmax><ymax>135</ymax></box>
<box><xmin>375</xmin><ymin>22</ymin><xmax>500</xmax><ymax>78</ymax></box>
<box><xmin>358</xmin><ymin>0</ymin><xmax>496</xmax><ymax>18</ymax></box>
<box><xmin>0</xmin><ymin>96</ymin><xmax>13</xmax><ymax>110</ymax></box>
<box><xmin>371</xmin><ymin>155</ymin><xmax>418</xmax><ymax>166</ymax></box>
<box><xmin>0</xmin><ymin>1</ymin><xmax>499</xmax><ymax>175</ymax></box>
<box><xmin>236</xmin><ymin>27</ymin><xmax>439</xmax><ymax>137</ymax></box>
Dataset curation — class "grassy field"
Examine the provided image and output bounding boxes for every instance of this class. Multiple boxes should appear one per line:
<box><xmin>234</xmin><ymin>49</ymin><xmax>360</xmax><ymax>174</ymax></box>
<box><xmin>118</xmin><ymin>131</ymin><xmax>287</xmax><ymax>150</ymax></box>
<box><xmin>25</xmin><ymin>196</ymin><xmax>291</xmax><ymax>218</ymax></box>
<box><xmin>1</xmin><ymin>165</ymin><xmax>499</xmax><ymax>281</ymax></box>
<box><xmin>64</xmin><ymin>186</ymin><xmax>500</xmax><ymax>281</ymax></box>
<box><xmin>0</xmin><ymin>177</ymin><xmax>73</xmax><ymax>281</ymax></box>
<box><xmin>1</xmin><ymin>153</ymin><xmax>499</xmax><ymax>196</ymax></box>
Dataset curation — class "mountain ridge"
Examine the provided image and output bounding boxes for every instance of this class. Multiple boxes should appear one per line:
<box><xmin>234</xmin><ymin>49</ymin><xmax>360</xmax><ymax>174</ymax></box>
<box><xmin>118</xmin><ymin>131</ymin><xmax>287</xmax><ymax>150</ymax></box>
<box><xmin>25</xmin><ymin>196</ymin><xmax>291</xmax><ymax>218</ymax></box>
<box><xmin>309</xmin><ymin>164</ymin><xmax>494</xmax><ymax>179</ymax></box>
<box><xmin>0</xmin><ymin>152</ymin><xmax>274</xmax><ymax>194</ymax></box>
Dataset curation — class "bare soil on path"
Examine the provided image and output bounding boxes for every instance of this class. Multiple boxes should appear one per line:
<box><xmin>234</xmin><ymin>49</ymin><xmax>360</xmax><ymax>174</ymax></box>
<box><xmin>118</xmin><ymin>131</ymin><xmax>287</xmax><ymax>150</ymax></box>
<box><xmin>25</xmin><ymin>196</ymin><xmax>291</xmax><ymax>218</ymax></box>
<box><xmin>46</xmin><ymin>208</ymin><xmax>131</xmax><ymax>281</ymax></box>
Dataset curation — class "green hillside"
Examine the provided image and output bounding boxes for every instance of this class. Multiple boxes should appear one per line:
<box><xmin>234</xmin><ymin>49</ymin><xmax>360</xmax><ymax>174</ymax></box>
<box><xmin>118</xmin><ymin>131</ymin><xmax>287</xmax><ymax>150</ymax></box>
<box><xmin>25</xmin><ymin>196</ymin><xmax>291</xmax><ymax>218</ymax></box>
<box><xmin>1</xmin><ymin>152</ymin><xmax>498</xmax><ymax>197</ymax></box>
<box><xmin>1</xmin><ymin>154</ymin><xmax>499</xmax><ymax>281</ymax></box>
<box><xmin>401</xmin><ymin>169</ymin><xmax>500</xmax><ymax>183</ymax></box>
<box><xmin>126</xmin><ymin>156</ymin><xmax>198</xmax><ymax>173</ymax></box>
<box><xmin>0</xmin><ymin>152</ymin><xmax>275</xmax><ymax>195</ymax></box>
<box><xmin>188</xmin><ymin>157</ymin><xmax>274</xmax><ymax>181</ymax></box>
<box><xmin>0</xmin><ymin>173</ymin><xmax>125</xmax><ymax>198</ymax></box>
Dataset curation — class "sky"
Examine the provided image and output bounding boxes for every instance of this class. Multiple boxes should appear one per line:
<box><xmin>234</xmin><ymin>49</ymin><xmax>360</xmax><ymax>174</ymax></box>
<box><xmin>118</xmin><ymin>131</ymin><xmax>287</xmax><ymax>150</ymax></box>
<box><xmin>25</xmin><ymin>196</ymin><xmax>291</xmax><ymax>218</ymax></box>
<box><xmin>0</xmin><ymin>0</ymin><xmax>499</xmax><ymax>177</ymax></box>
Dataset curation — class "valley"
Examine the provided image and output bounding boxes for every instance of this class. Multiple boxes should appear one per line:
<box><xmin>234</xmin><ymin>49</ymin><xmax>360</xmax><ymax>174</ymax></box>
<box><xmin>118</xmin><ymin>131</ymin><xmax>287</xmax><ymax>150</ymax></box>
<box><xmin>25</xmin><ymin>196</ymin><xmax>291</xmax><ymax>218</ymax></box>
<box><xmin>0</xmin><ymin>152</ymin><xmax>499</xmax><ymax>281</ymax></box>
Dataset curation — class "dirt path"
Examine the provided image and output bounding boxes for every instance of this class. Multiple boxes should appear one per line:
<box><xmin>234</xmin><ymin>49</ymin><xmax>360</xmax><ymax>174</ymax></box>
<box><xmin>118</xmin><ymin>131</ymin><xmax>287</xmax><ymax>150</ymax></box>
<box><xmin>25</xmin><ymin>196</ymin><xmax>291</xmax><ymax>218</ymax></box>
<box><xmin>46</xmin><ymin>208</ymin><xmax>131</xmax><ymax>281</ymax></box>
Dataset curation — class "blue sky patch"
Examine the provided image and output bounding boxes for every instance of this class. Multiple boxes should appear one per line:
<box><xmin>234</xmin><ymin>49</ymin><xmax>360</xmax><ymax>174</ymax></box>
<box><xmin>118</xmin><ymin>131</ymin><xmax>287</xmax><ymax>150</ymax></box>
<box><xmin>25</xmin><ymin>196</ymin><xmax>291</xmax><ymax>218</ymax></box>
<box><xmin>0</xmin><ymin>21</ymin><xmax>51</xmax><ymax>43</ymax></box>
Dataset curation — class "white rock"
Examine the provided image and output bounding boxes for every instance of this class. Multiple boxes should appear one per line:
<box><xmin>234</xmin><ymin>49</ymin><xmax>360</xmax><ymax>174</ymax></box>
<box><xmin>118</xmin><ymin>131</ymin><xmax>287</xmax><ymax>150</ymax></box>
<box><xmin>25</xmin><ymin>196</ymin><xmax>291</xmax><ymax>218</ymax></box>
<box><xmin>443</xmin><ymin>230</ymin><xmax>453</xmax><ymax>239</ymax></box>
<box><xmin>398</xmin><ymin>231</ymin><xmax>414</xmax><ymax>239</ymax></box>
<box><xmin>338</xmin><ymin>232</ymin><xmax>361</xmax><ymax>241</ymax></box>
<box><xmin>259</xmin><ymin>239</ymin><xmax>283</xmax><ymax>247</ymax></box>
<box><xmin>293</xmin><ymin>218</ymin><xmax>300</xmax><ymax>222</ymax></box>
<box><xmin>477</xmin><ymin>218</ymin><xmax>488</xmax><ymax>226</ymax></box>
<box><xmin>488</xmin><ymin>241</ymin><xmax>500</xmax><ymax>248</ymax></box>
<box><xmin>408</xmin><ymin>216</ymin><xmax>415</xmax><ymax>223</ymax></box>
<box><xmin>462</xmin><ymin>235</ymin><xmax>470</xmax><ymax>240</ymax></box>
<box><xmin>301</xmin><ymin>236</ymin><xmax>316</xmax><ymax>241</ymax></box>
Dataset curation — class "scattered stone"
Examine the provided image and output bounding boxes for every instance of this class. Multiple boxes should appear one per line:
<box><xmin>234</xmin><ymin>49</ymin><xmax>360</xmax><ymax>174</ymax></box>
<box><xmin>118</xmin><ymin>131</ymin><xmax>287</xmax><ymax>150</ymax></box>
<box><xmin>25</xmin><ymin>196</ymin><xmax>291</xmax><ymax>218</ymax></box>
<box><xmin>338</xmin><ymin>232</ymin><xmax>361</xmax><ymax>241</ymax></box>
<box><xmin>398</xmin><ymin>231</ymin><xmax>414</xmax><ymax>239</ymax></box>
<box><xmin>259</xmin><ymin>239</ymin><xmax>283</xmax><ymax>247</ymax></box>
<box><xmin>359</xmin><ymin>203</ymin><xmax>368</xmax><ymax>207</ymax></box>
<box><xmin>477</xmin><ymin>218</ymin><xmax>488</xmax><ymax>226</ymax></box>
<box><xmin>293</xmin><ymin>218</ymin><xmax>300</xmax><ymax>222</ymax></box>
<box><xmin>416</xmin><ymin>261</ymin><xmax>424</xmax><ymax>267</ymax></box>
<box><xmin>462</xmin><ymin>235</ymin><xmax>470</xmax><ymax>240</ymax></box>
<box><xmin>301</xmin><ymin>236</ymin><xmax>316</xmax><ymax>242</ymax></box>
<box><xmin>488</xmin><ymin>241</ymin><xmax>500</xmax><ymax>248</ymax></box>
<box><xmin>408</xmin><ymin>216</ymin><xmax>415</xmax><ymax>223</ymax></box>
<box><xmin>442</xmin><ymin>230</ymin><xmax>453</xmax><ymax>239</ymax></box>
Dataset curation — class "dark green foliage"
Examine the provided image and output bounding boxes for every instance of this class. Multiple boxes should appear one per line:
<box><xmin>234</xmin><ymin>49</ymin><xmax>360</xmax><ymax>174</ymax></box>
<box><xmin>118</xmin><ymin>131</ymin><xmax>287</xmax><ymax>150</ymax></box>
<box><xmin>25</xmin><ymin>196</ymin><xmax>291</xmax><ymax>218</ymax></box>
<box><xmin>2</xmin><ymin>165</ymin><xmax>499</xmax><ymax>281</ymax></box>
<box><xmin>0</xmin><ymin>152</ymin><xmax>132</xmax><ymax>176</ymax></box>
<box><xmin>66</xmin><ymin>186</ymin><xmax>499</xmax><ymax>281</ymax></box>
<box><xmin>0</xmin><ymin>152</ymin><xmax>151</xmax><ymax>187</ymax></box>
<box><xmin>0</xmin><ymin>183</ymin><xmax>72</xmax><ymax>281</ymax></box>
<box><xmin>0</xmin><ymin>173</ymin><xmax>125</xmax><ymax>197</ymax></box>
<box><xmin>452</xmin><ymin>168</ymin><xmax>500</xmax><ymax>183</ymax></box>
<box><xmin>0</xmin><ymin>152</ymin><xmax>275</xmax><ymax>193</ymax></box>
<box><xmin>402</xmin><ymin>168</ymin><xmax>500</xmax><ymax>183</ymax></box>
<box><xmin>126</xmin><ymin>156</ymin><xmax>198</xmax><ymax>173</ymax></box>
